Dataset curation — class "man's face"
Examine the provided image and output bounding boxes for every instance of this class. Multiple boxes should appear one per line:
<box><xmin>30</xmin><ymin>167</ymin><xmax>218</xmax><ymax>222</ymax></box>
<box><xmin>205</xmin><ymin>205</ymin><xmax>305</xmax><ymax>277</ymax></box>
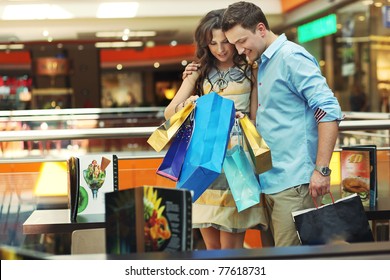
<box><xmin>225</xmin><ymin>24</ymin><xmax>266</xmax><ymax>64</ymax></box>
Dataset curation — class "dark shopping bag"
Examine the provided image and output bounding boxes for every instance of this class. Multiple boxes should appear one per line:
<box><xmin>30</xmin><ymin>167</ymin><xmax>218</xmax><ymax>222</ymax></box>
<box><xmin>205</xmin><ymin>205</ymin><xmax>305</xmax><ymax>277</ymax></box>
<box><xmin>147</xmin><ymin>102</ymin><xmax>195</xmax><ymax>152</ymax></box>
<box><xmin>223</xmin><ymin>121</ymin><xmax>261</xmax><ymax>212</ymax></box>
<box><xmin>176</xmin><ymin>92</ymin><xmax>235</xmax><ymax>202</ymax></box>
<box><xmin>156</xmin><ymin>115</ymin><xmax>194</xmax><ymax>181</ymax></box>
<box><xmin>292</xmin><ymin>193</ymin><xmax>374</xmax><ymax>245</ymax></box>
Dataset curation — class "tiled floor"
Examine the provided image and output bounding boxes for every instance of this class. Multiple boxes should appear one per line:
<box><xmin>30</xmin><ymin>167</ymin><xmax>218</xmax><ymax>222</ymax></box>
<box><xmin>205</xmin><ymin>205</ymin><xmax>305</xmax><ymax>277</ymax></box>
<box><xmin>0</xmin><ymin>200</ymin><xmax>72</xmax><ymax>254</ymax></box>
<box><xmin>0</xmin><ymin>211</ymin><xmax>33</xmax><ymax>247</ymax></box>
<box><xmin>0</xmin><ymin>173</ymin><xmax>42</xmax><ymax>252</ymax></box>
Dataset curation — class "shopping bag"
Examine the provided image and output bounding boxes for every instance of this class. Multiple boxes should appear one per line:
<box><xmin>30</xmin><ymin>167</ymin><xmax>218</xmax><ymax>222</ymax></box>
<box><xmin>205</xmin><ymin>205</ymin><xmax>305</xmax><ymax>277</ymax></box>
<box><xmin>156</xmin><ymin>115</ymin><xmax>194</xmax><ymax>181</ymax></box>
<box><xmin>176</xmin><ymin>92</ymin><xmax>235</xmax><ymax>202</ymax></box>
<box><xmin>223</xmin><ymin>121</ymin><xmax>262</xmax><ymax>212</ymax></box>
<box><xmin>147</xmin><ymin>102</ymin><xmax>195</xmax><ymax>152</ymax></box>
<box><xmin>239</xmin><ymin>115</ymin><xmax>272</xmax><ymax>174</ymax></box>
<box><xmin>292</xmin><ymin>193</ymin><xmax>374</xmax><ymax>245</ymax></box>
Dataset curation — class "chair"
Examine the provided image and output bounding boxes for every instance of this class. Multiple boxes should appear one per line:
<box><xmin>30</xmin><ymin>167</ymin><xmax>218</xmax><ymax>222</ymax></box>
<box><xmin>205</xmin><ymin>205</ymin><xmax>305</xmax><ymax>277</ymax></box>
<box><xmin>71</xmin><ymin>228</ymin><xmax>106</xmax><ymax>254</ymax></box>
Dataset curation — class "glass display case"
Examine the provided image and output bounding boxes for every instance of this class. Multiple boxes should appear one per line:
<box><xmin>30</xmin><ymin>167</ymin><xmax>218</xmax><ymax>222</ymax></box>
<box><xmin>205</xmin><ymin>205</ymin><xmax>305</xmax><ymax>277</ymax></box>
<box><xmin>0</xmin><ymin>107</ymin><xmax>165</xmax><ymax>158</ymax></box>
<box><xmin>0</xmin><ymin>110</ymin><xmax>389</xmax><ymax>255</ymax></box>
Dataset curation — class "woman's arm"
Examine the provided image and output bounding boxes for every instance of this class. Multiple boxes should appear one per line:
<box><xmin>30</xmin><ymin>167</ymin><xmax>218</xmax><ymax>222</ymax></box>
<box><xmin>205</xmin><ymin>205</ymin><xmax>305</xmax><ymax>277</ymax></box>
<box><xmin>164</xmin><ymin>71</ymin><xmax>199</xmax><ymax>120</ymax></box>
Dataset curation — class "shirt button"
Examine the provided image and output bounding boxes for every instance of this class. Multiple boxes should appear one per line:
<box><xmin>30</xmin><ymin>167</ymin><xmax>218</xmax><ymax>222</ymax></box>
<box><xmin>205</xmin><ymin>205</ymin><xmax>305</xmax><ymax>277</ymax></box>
<box><xmin>259</xmin><ymin>82</ymin><xmax>262</xmax><ymax>86</ymax></box>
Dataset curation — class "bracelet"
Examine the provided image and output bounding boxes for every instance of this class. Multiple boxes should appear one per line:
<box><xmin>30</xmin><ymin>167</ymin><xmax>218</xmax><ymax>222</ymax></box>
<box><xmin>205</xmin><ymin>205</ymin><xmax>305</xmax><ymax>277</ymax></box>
<box><xmin>175</xmin><ymin>102</ymin><xmax>184</xmax><ymax>113</ymax></box>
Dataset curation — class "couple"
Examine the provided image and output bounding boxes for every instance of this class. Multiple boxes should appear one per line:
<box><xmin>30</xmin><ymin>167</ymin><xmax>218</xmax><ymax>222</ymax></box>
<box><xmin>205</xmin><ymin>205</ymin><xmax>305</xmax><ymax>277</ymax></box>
<box><xmin>164</xmin><ymin>1</ymin><xmax>343</xmax><ymax>249</ymax></box>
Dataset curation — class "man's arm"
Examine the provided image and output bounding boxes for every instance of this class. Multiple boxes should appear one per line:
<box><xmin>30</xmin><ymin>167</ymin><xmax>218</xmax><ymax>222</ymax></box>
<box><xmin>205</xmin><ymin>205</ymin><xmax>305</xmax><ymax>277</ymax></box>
<box><xmin>309</xmin><ymin>121</ymin><xmax>339</xmax><ymax>197</ymax></box>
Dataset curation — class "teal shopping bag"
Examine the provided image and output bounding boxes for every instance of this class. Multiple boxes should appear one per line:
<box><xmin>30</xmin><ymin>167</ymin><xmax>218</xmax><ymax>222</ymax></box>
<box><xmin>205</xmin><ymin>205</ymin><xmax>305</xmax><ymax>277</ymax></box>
<box><xmin>223</xmin><ymin>121</ymin><xmax>262</xmax><ymax>212</ymax></box>
<box><xmin>176</xmin><ymin>92</ymin><xmax>235</xmax><ymax>202</ymax></box>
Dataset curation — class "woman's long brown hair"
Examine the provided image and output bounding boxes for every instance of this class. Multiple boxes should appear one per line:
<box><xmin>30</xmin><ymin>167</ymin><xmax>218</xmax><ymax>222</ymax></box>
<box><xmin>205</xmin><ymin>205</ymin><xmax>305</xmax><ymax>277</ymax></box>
<box><xmin>193</xmin><ymin>9</ymin><xmax>252</xmax><ymax>96</ymax></box>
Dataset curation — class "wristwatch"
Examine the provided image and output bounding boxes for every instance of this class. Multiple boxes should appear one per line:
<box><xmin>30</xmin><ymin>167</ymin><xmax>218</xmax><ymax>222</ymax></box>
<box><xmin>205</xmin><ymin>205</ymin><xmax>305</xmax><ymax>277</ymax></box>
<box><xmin>314</xmin><ymin>165</ymin><xmax>332</xmax><ymax>176</ymax></box>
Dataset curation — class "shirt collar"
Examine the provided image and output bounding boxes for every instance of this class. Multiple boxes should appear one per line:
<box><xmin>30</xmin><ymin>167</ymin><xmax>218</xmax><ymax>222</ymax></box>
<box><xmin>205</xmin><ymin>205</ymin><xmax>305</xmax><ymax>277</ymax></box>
<box><xmin>260</xmin><ymin>33</ymin><xmax>287</xmax><ymax>63</ymax></box>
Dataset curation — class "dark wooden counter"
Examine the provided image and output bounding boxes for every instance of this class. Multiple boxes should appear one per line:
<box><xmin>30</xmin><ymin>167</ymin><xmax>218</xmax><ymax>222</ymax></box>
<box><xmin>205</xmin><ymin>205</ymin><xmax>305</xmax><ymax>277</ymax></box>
<box><xmin>47</xmin><ymin>241</ymin><xmax>390</xmax><ymax>260</ymax></box>
<box><xmin>365</xmin><ymin>197</ymin><xmax>390</xmax><ymax>220</ymax></box>
<box><xmin>23</xmin><ymin>209</ymin><xmax>105</xmax><ymax>235</ymax></box>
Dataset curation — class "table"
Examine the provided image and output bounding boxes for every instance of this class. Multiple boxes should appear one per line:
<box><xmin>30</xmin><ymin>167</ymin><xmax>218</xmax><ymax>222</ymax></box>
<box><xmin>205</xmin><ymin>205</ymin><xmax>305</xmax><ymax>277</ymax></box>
<box><xmin>364</xmin><ymin>198</ymin><xmax>390</xmax><ymax>241</ymax></box>
<box><xmin>3</xmin><ymin>240</ymin><xmax>390</xmax><ymax>260</ymax></box>
<box><xmin>48</xmin><ymin>241</ymin><xmax>390</xmax><ymax>260</ymax></box>
<box><xmin>23</xmin><ymin>209</ymin><xmax>105</xmax><ymax>235</ymax></box>
<box><xmin>365</xmin><ymin>198</ymin><xmax>390</xmax><ymax>220</ymax></box>
<box><xmin>23</xmin><ymin>197</ymin><xmax>390</xmax><ymax>236</ymax></box>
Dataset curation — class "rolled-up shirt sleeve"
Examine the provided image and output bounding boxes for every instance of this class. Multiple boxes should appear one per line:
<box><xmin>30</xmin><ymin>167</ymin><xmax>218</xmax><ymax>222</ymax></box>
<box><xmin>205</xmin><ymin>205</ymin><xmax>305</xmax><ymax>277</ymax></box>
<box><xmin>287</xmin><ymin>52</ymin><xmax>343</xmax><ymax>124</ymax></box>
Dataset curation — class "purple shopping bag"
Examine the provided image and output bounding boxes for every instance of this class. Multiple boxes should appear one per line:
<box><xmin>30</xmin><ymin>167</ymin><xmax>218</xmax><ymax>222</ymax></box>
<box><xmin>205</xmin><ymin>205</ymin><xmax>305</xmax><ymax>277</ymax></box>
<box><xmin>156</xmin><ymin>117</ymin><xmax>194</xmax><ymax>181</ymax></box>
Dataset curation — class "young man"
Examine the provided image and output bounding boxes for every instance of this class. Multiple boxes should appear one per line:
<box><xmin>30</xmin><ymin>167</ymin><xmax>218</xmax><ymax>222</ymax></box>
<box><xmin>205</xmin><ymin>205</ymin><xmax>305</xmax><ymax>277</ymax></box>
<box><xmin>222</xmin><ymin>1</ymin><xmax>343</xmax><ymax>247</ymax></box>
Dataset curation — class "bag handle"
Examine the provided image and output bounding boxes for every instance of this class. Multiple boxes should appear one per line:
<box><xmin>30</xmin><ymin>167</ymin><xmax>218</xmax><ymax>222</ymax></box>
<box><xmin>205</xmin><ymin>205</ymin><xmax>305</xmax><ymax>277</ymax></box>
<box><xmin>311</xmin><ymin>191</ymin><xmax>335</xmax><ymax>209</ymax></box>
<box><xmin>231</xmin><ymin>118</ymin><xmax>244</xmax><ymax>147</ymax></box>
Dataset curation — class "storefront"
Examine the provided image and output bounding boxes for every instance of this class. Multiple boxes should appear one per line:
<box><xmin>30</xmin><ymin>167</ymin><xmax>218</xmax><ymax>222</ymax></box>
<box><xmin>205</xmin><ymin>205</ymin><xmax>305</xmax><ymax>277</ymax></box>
<box><xmin>279</xmin><ymin>0</ymin><xmax>390</xmax><ymax>113</ymax></box>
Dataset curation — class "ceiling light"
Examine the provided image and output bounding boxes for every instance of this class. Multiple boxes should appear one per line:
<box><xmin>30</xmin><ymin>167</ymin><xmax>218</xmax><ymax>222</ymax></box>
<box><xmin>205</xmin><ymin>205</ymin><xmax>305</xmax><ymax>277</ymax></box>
<box><xmin>96</xmin><ymin>2</ymin><xmax>139</xmax><ymax>18</ymax></box>
<box><xmin>95</xmin><ymin>30</ymin><xmax>156</xmax><ymax>38</ymax></box>
<box><xmin>10</xmin><ymin>44</ymin><xmax>24</xmax><ymax>49</ymax></box>
<box><xmin>145</xmin><ymin>41</ymin><xmax>155</xmax><ymax>47</ymax></box>
<box><xmin>361</xmin><ymin>0</ymin><xmax>373</xmax><ymax>5</ymax></box>
<box><xmin>95</xmin><ymin>41</ymin><xmax>143</xmax><ymax>48</ymax></box>
<box><xmin>0</xmin><ymin>44</ymin><xmax>24</xmax><ymax>50</ymax></box>
<box><xmin>96</xmin><ymin>32</ymin><xmax>121</xmax><ymax>38</ymax></box>
<box><xmin>132</xmin><ymin>31</ymin><xmax>156</xmax><ymax>37</ymax></box>
<box><xmin>2</xmin><ymin>4</ymin><xmax>73</xmax><ymax>20</ymax></box>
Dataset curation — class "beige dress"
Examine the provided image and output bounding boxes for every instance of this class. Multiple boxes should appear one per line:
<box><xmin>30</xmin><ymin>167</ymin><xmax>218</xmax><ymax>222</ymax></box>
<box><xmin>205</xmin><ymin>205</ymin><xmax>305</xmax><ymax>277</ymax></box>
<box><xmin>192</xmin><ymin>66</ymin><xmax>268</xmax><ymax>233</ymax></box>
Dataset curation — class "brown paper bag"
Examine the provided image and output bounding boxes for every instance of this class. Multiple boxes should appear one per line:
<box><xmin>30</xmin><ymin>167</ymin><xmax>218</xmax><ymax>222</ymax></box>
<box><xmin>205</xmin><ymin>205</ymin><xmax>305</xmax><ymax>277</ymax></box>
<box><xmin>239</xmin><ymin>115</ymin><xmax>272</xmax><ymax>174</ymax></box>
<box><xmin>147</xmin><ymin>102</ymin><xmax>195</xmax><ymax>152</ymax></box>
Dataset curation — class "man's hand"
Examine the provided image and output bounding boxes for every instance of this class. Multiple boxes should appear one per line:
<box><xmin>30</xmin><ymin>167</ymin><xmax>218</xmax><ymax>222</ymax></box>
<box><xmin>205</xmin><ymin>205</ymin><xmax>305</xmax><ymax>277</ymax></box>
<box><xmin>182</xmin><ymin>62</ymin><xmax>201</xmax><ymax>80</ymax></box>
<box><xmin>309</xmin><ymin>171</ymin><xmax>331</xmax><ymax>198</ymax></box>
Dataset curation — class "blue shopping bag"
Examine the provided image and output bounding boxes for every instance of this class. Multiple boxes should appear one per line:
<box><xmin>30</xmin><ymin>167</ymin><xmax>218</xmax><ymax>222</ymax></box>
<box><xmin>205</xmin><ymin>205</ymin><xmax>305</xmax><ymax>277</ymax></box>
<box><xmin>176</xmin><ymin>92</ymin><xmax>235</xmax><ymax>202</ymax></box>
<box><xmin>223</xmin><ymin>121</ymin><xmax>262</xmax><ymax>212</ymax></box>
<box><xmin>156</xmin><ymin>116</ymin><xmax>194</xmax><ymax>181</ymax></box>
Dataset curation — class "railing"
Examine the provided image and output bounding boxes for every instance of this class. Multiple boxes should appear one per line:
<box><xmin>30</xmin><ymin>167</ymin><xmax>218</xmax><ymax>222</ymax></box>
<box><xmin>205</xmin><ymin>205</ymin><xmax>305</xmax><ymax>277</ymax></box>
<box><xmin>1</xmin><ymin>119</ymin><xmax>389</xmax><ymax>142</ymax></box>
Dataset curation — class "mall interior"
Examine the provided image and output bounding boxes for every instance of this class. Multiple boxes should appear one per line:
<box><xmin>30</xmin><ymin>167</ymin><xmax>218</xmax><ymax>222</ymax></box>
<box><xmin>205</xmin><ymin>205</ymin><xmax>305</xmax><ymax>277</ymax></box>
<box><xmin>0</xmin><ymin>0</ymin><xmax>390</xmax><ymax>259</ymax></box>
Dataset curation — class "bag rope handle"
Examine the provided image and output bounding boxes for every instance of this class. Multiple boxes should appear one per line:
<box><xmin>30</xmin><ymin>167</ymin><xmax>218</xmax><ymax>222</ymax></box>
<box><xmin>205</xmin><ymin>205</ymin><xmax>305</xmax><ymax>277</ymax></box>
<box><xmin>312</xmin><ymin>191</ymin><xmax>335</xmax><ymax>209</ymax></box>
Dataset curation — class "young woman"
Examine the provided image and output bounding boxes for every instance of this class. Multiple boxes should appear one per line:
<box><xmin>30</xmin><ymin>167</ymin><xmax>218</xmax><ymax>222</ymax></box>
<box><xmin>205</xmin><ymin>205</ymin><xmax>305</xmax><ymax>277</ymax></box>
<box><xmin>164</xmin><ymin>9</ymin><xmax>268</xmax><ymax>250</ymax></box>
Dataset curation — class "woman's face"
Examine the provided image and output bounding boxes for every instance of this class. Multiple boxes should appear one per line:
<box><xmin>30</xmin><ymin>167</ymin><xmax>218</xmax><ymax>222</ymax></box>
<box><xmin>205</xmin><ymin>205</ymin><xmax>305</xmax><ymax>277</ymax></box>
<box><xmin>208</xmin><ymin>29</ymin><xmax>235</xmax><ymax>65</ymax></box>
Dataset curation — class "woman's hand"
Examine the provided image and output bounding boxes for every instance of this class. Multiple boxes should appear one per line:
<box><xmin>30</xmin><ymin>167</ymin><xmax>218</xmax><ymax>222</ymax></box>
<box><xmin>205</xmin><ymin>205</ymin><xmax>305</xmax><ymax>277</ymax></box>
<box><xmin>182</xmin><ymin>62</ymin><xmax>201</xmax><ymax>80</ymax></box>
<box><xmin>184</xmin><ymin>95</ymin><xmax>199</xmax><ymax>106</ymax></box>
<box><xmin>235</xmin><ymin>111</ymin><xmax>245</xmax><ymax>119</ymax></box>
